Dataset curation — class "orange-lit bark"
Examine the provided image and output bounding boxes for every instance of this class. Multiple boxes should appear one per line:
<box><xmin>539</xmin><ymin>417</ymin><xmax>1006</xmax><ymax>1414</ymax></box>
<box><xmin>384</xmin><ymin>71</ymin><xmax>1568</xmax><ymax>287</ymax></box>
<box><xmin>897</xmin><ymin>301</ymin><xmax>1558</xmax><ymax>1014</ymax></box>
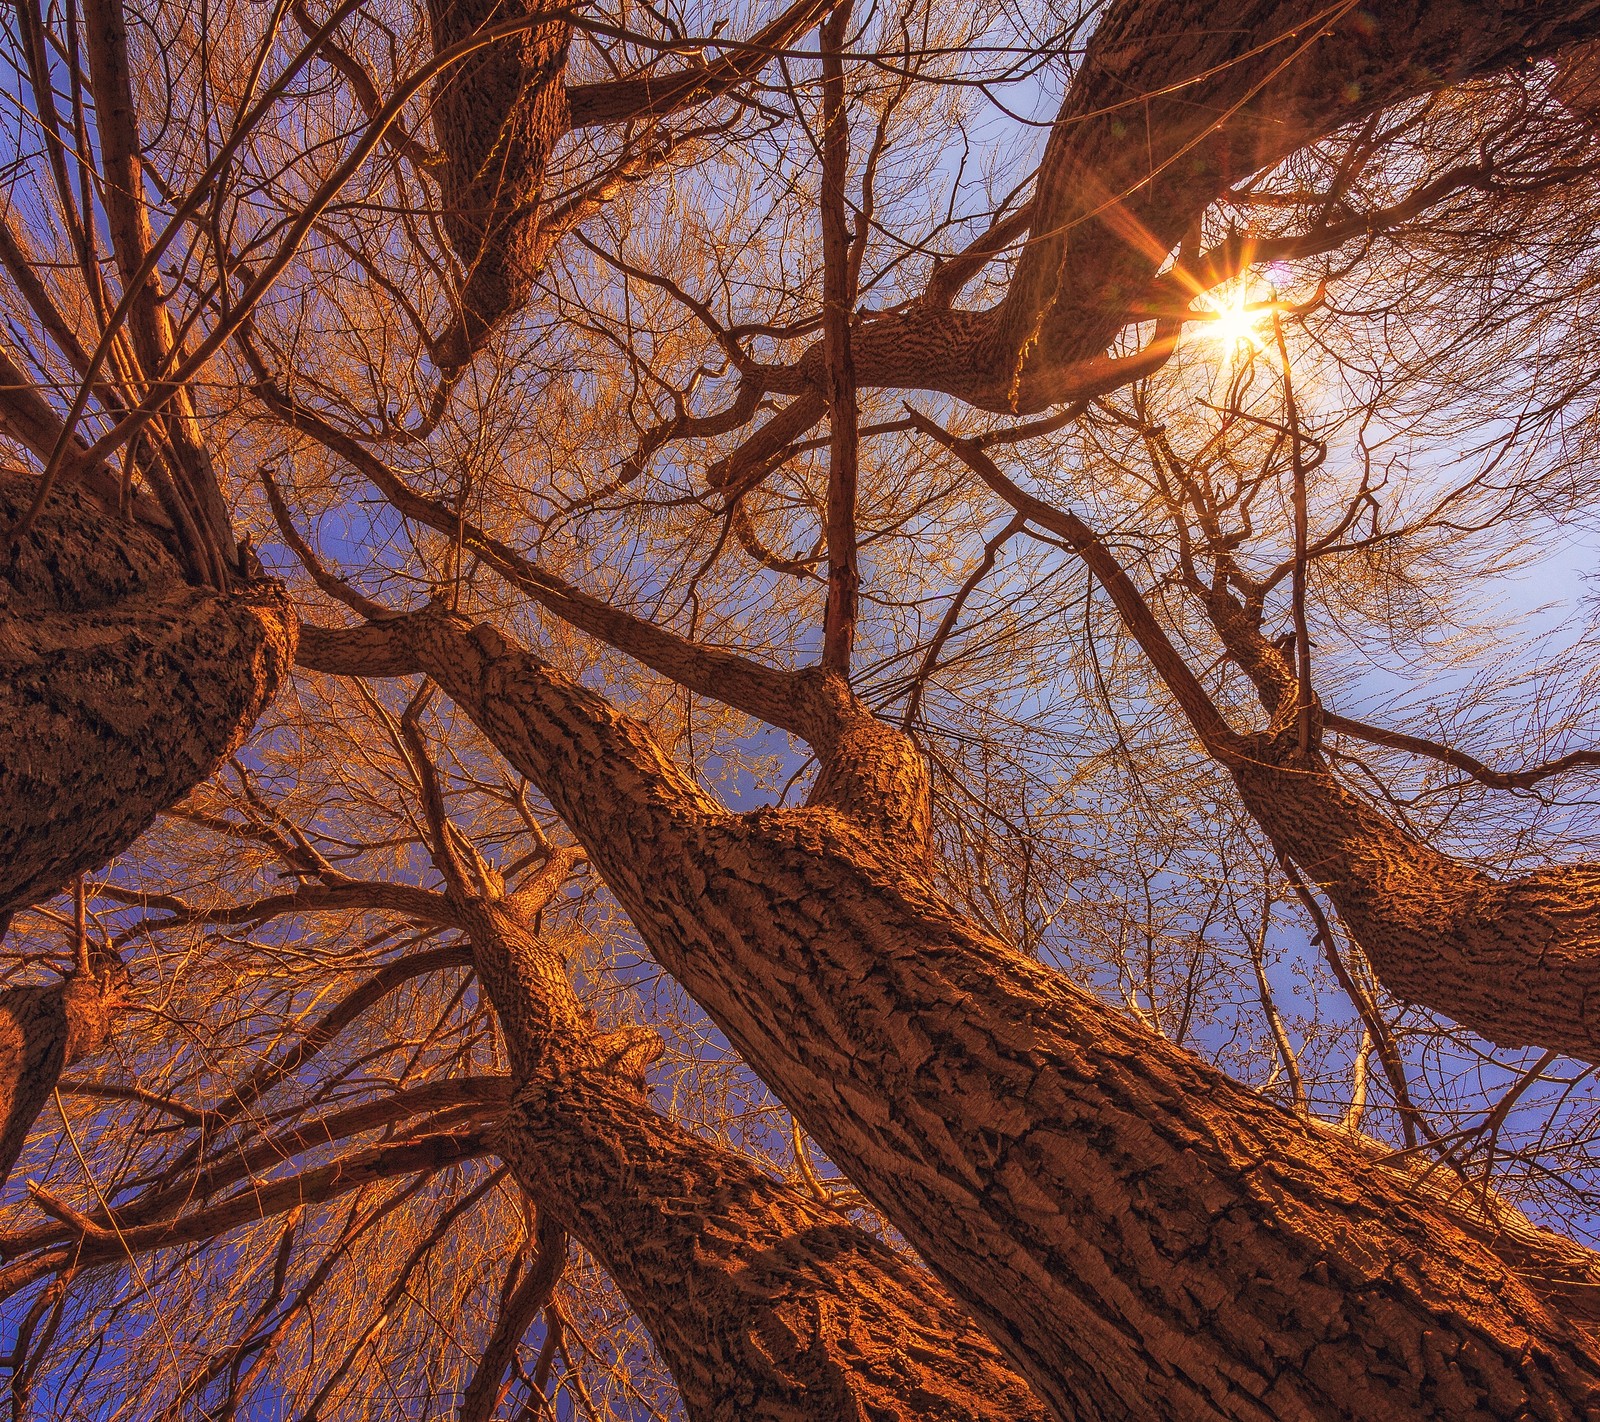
<box><xmin>1218</xmin><ymin>695</ymin><xmax>1600</xmax><ymax>1060</ymax></box>
<box><xmin>426</xmin><ymin>0</ymin><xmax>832</xmax><ymax>371</ymax></box>
<box><xmin>1195</xmin><ymin>574</ymin><xmax>1600</xmax><ymax>1063</ymax></box>
<box><xmin>0</xmin><ymin>474</ymin><xmax>293</xmax><ymax>923</ymax></box>
<box><xmin>305</xmin><ymin>610</ymin><xmax>1600</xmax><ymax>1420</ymax></box>
<box><xmin>0</xmin><ymin>973</ymin><xmax>123</xmax><ymax>1189</ymax></box>
<box><xmin>713</xmin><ymin>0</ymin><xmax>1600</xmax><ymax>503</ymax></box>
<box><xmin>458</xmin><ymin>887</ymin><xmax>1048</xmax><ymax>1421</ymax></box>
<box><xmin>933</xmin><ymin>421</ymin><xmax>1600</xmax><ymax>1064</ymax></box>
<box><xmin>393</xmin><ymin>705</ymin><xmax>1050</xmax><ymax>1422</ymax></box>
<box><xmin>426</xmin><ymin>0</ymin><xmax>572</xmax><ymax>371</ymax></box>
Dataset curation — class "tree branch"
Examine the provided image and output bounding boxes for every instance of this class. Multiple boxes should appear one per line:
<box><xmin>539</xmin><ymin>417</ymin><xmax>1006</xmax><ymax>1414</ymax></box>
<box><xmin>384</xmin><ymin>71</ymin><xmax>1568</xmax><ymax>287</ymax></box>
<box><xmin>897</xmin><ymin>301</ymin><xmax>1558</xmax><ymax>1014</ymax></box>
<box><xmin>1324</xmin><ymin>712</ymin><xmax>1600</xmax><ymax>791</ymax></box>
<box><xmin>565</xmin><ymin>0</ymin><xmax>835</xmax><ymax>128</ymax></box>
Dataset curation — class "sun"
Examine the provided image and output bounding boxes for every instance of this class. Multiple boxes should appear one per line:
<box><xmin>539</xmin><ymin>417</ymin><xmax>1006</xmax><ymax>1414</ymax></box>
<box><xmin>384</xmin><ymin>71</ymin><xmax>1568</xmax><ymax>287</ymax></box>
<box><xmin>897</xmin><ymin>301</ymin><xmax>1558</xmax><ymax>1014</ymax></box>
<box><xmin>1199</xmin><ymin>294</ymin><xmax>1270</xmax><ymax>355</ymax></box>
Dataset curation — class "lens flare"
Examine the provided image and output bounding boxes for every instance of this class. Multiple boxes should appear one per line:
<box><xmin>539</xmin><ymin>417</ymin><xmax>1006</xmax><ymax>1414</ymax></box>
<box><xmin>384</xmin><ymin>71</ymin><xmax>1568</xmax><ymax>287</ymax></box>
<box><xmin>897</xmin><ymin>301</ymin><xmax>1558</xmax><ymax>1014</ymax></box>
<box><xmin>1201</xmin><ymin>295</ymin><xmax>1268</xmax><ymax>355</ymax></box>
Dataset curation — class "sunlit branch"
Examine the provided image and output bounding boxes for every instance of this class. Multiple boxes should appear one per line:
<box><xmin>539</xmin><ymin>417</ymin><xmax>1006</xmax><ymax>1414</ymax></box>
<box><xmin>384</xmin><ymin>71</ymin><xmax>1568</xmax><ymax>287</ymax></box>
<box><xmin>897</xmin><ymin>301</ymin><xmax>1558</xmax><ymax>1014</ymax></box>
<box><xmin>457</xmin><ymin>1212</ymin><xmax>567</xmax><ymax>1422</ymax></box>
<box><xmin>906</xmin><ymin>405</ymin><xmax>1249</xmax><ymax>764</ymax></box>
<box><xmin>1323</xmin><ymin>713</ymin><xmax>1600</xmax><ymax>792</ymax></box>
<box><xmin>819</xmin><ymin>0</ymin><xmax>860</xmax><ymax>676</ymax></box>
<box><xmin>566</xmin><ymin>0</ymin><xmax>837</xmax><ymax>128</ymax></box>
<box><xmin>0</xmin><ymin>1126</ymin><xmax>492</xmax><ymax>1300</ymax></box>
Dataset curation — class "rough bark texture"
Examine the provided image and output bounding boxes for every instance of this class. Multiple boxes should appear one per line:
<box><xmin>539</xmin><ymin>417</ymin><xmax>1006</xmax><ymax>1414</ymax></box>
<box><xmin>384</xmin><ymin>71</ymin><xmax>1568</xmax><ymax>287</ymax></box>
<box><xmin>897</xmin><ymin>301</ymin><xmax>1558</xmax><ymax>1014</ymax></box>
<box><xmin>1041</xmin><ymin>473</ymin><xmax>1600</xmax><ymax>1067</ymax></box>
<box><xmin>0</xmin><ymin>972</ymin><xmax>123</xmax><ymax>1189</ymax></box>
<box><xmin>0</xmin><ymin>473</ymin><xmax>294</xmax><ymax>918</ymax></box>
<box><xmin>1230</xmin><ymin>738</ymin><xmax>1600</xmax><ymax>1060</ymax></box>
<box><xmin>427</xmin><ymin>0</ymin><xmax>571</xmax><ymax>371</ymax></box>
<box><xmin>304</xmin><ymin>612</ymin><xmax>1600</xmax><ymax>1421</ymax></box>
<box><xmin>421</xmin><ymin>0</ymin><xmax>1600</xmax><ymax>402</ymax></box>
<box><xmin>456</xmin><ymin>888</ymin><xmax>1049</xmax><ymax>1421</ymax></box>
<box><xmin>993</xmin><ymin>0</ymin><xmax>1589</xmax><ymax>394</ymax></box>
<box><xmin>1200</xmin><ymin>589</ymin><xmax>1600</xmax><ymax>1062</ymax></box>
<box><xmin>422</xmin><ymin>0</ymin><xmax>838</xmax><ymax>370</ymax></box>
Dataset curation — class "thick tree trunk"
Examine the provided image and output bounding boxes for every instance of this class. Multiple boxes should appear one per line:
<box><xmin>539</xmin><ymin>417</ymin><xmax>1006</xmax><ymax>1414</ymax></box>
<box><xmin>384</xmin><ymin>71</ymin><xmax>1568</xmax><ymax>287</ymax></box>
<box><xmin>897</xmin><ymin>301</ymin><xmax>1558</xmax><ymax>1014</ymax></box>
<box><xmin>0</xmin><ymin>973</ymin><xmax>123</xmax><ymax>1189</ymax></box>
<box><xmin>455</xmin><ymin>890</ymin><xmax>1049</xmax><ymax>1421</ymax></box>
<box><xmin>0</xmin><ymin>473</ymin><xmax>294</xmax><ymax>920</ymax></box>
<box><xmin>306</xmin><ymin>612</ymin><xmax>1600</xmax><ymax>1421</ymax></box>
<box><xmin>426</xmin><ymin>0</ymin><xmax>570</xmax><ymax>370</ymax></box>
<box><xmin>992</xmin><ymin>0</ymin><xmax>1600</xmax><ymax>400</ymax></box>
<box><xmin>1229</xmin><ymin>739</ymin><xmax>1600</xmax><ymax>1060</ymax></box>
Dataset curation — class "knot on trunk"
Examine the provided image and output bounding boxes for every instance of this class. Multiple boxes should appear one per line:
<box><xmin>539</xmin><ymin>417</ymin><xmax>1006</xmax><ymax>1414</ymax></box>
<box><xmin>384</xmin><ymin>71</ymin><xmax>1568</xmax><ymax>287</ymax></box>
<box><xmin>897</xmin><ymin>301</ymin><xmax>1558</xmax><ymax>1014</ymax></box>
<box><xmin>1232</xmin><ymin>721</ymin><xmax>1331</xmax><ymax>779</ymax></box>
<box><xmin>591</xmin><ymin>1024</ymin><xmax>663</xmax><ymax>1088</ymax></box>
<box><xmin>58</xmin><ymin>965</ymin><xmax>130</xmax><ymax>1064</ymax></box>
<box><xmin>800</xmin><ymin>668</ymin><xmax>934</xmax><ymax>862</ymax></box>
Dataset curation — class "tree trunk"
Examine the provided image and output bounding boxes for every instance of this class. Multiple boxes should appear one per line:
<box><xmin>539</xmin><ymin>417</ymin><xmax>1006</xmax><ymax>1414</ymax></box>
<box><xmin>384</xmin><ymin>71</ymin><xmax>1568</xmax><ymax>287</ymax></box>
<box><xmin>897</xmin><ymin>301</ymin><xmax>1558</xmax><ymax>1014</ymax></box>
<box><xmin>1024</xmin><ymin>465</ymin><xmax>1600</xmax><ymax>1065</ymax></box>
<box><xmin>426</xmin><ymin>0</ymin><xmax>571</xmax><ymax>370</ymax></box>
<box><xmin>1553</xmin><ymin>37</ymin><xmax>1600</xmax><ymax>128</ymax></box>
<box><xmin>0</xmin><ymin>473</ymin><xmax>294</xmax><ymax>920</ymax></box>
<box><xmin>305</xmin><ymin>612</ymin><xmax>1600</xmax><ymax>1421</ymax></box>
<box><xmin>454</xmin><ymin>890</ymin><xmax>1050</xmax><ymax>1421</ymax></box>
<box><xmin>1198</xmin><ymin>573</ymin><xmax>1600</xmax><ymax>1062</ymax></box>
<box><xmin>1228</xmin><ymin>738</ymin><xmax>1600</xmax><ymax>1060</ymax></box>
<box><xmin>993</xmin><ymin>0</ymin><xmax>1600</xmax><ymax>399</ymax></box>
<box><xmin>0</xmin><ymin>972</ymin><xmax>123</xmax><ymax>1189</ymax></box>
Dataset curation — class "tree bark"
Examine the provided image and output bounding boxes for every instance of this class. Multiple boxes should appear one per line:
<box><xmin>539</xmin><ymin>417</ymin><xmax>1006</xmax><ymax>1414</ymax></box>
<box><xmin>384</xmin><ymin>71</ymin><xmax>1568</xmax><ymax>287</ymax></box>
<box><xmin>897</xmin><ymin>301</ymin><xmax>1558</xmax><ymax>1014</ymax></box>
<box><xmin>993</xmin><ymin>0</ymin><xmax>1600</xmax><ymax>395</ymax></box>
<box><xmin>453</xmin><ymin>886</ymin><xmax>1050</xmax><ymax>1421</ymax></box>
<box><xmin>946</xmin><ymin>423</ymin><xmax>1600</xmax><ymax>1065</ymax></box>
<box><xmin>1553</xmin><ymin>37</ymin><xmax>1600</xmax><ymax>128</ymax></box>
<box><xmin>1175</xmin><ymin>554</ymin><xmax>1600</xmax><ymax>1063</ymax></box>
<box><xmin>305</xmin><ymin>611</ymin><xmax>1600</xmax><ymax>1421</ymax></box>
<box><xmin>1223</xmin><ymin>587</ymin><xmax>1600</xmax><ymax>1060</ymax></box>
<box><xmin>423</xmin><ymin>0</ymin><xmax>841</xmax><ymax>371</ymax></box>
<box><xmin>742</xmin><ymin>0</ymin><xmax>1600</xmax><ymax>416</ymax></box>
<box><xmin>0</xmin><ymin>472</ymin><xmax>294</xmax><ymax>920</ymax></box>
<box><xmin>426</xmin><ymin>0</ymin><xmax>571</xmax><ymax>371</ymax></box>
<box><xmin>0</xmin><ymin>973</ymin><xmax>123</xmax><ymax>1189</ymax></box>
<box><xmin>1228</xmin><ymin>737</ymin><xmax>1600</xmax><ymax>1061</ymax></box>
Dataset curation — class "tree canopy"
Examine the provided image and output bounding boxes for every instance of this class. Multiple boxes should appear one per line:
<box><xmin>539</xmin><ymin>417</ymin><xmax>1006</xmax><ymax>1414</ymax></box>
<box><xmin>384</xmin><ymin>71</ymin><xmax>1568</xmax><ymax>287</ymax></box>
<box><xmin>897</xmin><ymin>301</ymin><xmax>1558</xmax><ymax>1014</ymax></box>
<box><xmin>6</xmin><ymin>0</ymin><xmax>1600</xmax><ymax>1417</ymax></box>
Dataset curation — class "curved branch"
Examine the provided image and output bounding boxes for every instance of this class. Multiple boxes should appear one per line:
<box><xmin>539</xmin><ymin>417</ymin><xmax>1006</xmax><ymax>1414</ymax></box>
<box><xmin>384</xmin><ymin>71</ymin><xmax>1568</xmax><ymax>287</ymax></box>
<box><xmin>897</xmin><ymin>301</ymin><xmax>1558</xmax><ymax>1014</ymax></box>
<box><xmin>0</xmin><ymin>1127</ymin><xmax>491</xmax><ymax>1300</ymax></box>
<box><xmin>123</xmin><ymin>879</ymin><xmax>453</xmax><ymax>936</ymax></box>
<box><xmin>1324</xmin><ymin>711</ymin><xmax>1600</xmax><ymax>791</ymax></box>
<box><xmin>907</xmin><ymin>406</ymin><xmax>1248</xmax><ymax>763</ymax></box>
<box><xmin>264</xmin><ymin>383</ymin><xmax>815</xmax><ymax>734</ymax></box>
<box><xmin>456</xmin><ymin>1212</ymin><xmax>567</xmax><ymax>1422</ymax></box>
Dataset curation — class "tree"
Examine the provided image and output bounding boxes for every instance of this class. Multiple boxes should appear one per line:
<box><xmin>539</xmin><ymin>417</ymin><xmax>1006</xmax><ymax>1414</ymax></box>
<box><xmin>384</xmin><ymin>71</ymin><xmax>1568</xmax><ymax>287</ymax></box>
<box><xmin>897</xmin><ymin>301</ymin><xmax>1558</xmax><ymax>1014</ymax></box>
<box><xmin>0</xmin><ymin>0</ymin><xmax>824</xmax><ymax>919</ymax></box>
<box><xmin>0</xmin><ymin>683</ymin><xmax>1043</xmax><ymax>1417</ymax></box>
<box><xmin>9</xmin><ymin>0</ymin><xmax>1600</xmax><ymax>1417</ymax></box>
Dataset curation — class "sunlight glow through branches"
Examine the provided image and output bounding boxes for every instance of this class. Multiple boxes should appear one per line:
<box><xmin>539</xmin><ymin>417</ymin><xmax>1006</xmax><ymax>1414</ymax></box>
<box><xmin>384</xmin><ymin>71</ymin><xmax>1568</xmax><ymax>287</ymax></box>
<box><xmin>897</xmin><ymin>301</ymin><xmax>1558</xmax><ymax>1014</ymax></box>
<box><xmin>1197</xmin><ymin>291</ymin><xmax>1271</xmax><ymax>357</ymax></box>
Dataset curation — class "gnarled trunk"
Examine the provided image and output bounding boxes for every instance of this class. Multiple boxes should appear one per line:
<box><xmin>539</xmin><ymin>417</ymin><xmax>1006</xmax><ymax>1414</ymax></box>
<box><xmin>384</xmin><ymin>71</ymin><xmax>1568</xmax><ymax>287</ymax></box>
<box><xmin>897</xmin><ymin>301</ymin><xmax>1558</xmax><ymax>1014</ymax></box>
<box><xmin>305</xmin><ymin>611</ymin><xmax>1600</xmax><ymax>1421</ymax></box>
<box><xmin>0</xmin><ymin>473</ymin><xmax>293</xmax><ymax>920</ymax></box>
<box><xmin>455</xmin><ymin>890</ymin><xmax>1049</xmax><ymax>1421</ymax></box>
